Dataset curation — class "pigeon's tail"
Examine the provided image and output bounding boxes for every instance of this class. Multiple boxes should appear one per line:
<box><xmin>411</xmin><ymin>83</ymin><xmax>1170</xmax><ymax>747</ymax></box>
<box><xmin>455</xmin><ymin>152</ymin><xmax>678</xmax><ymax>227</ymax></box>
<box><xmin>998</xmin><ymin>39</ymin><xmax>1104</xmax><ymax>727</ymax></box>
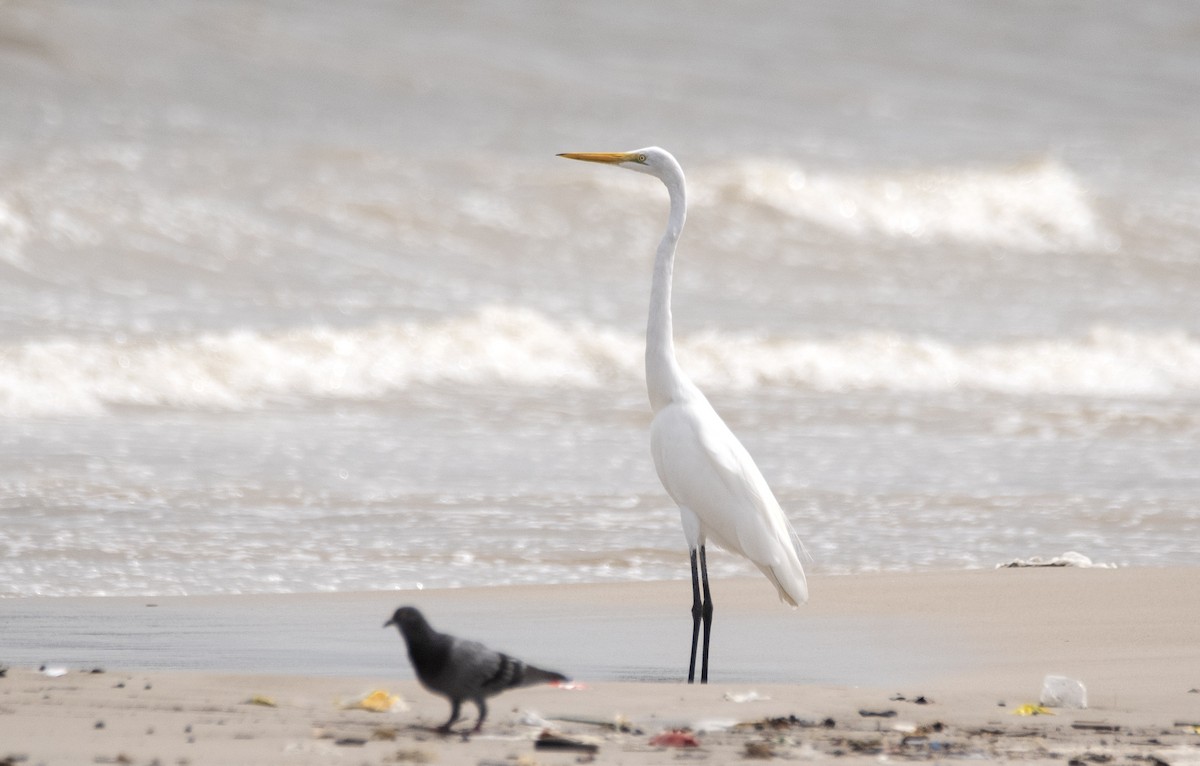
<box><xmin>482</xmin><ymin>653</ymin><xmax>568</xmax><ymax>695</ymax></box>
<box><xmin>521</xmin><ymin>664</ymin><xmax>569</xmax><ymax>688</ymax></box>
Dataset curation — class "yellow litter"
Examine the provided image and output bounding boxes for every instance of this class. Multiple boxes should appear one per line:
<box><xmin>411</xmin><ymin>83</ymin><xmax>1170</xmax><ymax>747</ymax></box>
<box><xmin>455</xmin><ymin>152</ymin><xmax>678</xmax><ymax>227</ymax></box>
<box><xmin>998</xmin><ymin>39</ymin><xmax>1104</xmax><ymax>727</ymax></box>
<box><xmin>344</xmin><ymin>689</ymin><xmax>405</xmax><ymax>713</ymax></box>
<box><xmin>247</xmin><ymin>695</ymin><xmax>278</xmax><ymax>707</ymax></box>
<box><xmin>1011</xmin><ymin>704</ymin><xmax>1055</xmax><ymax>716</ymax></box>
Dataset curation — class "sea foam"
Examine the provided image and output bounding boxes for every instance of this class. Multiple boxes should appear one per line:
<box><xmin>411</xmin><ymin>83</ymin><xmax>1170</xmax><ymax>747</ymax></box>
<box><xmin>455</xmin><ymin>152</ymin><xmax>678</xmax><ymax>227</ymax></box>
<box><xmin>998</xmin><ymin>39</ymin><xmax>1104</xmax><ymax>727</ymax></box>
<box><xmin>696</xmin><ymin>158</ymin><xmax>1111</xmax><ymax>252</ymax></box>
<box><xmin>2</xmin><ymin>307</ymin><xmax>1197</xmax><ymax>416</ymax></box>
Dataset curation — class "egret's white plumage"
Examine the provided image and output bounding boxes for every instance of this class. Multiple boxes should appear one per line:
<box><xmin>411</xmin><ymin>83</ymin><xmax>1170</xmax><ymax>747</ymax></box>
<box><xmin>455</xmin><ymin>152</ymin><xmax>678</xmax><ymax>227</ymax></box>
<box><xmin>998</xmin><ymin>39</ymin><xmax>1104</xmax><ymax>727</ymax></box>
<box><xmin>558</xmin><ymin>147</ymin><xmax>808</xmax><ymax>682</ymax></box>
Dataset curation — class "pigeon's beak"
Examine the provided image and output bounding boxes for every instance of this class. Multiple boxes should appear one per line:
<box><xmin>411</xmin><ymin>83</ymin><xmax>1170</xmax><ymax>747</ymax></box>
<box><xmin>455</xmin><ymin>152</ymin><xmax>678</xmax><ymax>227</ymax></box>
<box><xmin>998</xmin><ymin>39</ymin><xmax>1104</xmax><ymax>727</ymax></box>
<box><xmin>383</xmin><ymin>618</ymin><xmax>394</xmax><ymax>629</ymax></box>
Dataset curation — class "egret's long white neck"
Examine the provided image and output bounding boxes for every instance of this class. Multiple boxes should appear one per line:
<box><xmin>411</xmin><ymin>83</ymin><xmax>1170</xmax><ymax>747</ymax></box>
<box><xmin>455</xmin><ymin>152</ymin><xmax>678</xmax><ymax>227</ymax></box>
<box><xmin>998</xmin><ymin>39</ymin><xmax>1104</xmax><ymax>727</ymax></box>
<box><xmin>646</xmin><ymin>167</ymin><xmax>689</xmax><ymax>413</ymax></box>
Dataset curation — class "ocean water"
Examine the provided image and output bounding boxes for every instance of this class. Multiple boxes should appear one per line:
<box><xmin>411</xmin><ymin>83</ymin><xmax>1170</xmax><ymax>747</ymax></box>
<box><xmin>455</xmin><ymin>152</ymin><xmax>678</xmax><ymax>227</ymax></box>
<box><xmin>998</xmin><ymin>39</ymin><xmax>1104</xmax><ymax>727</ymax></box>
<box><xmin>1</xmin><ymin>1</ymin><xmax>1198</xmax><ymax>597</ymax></box>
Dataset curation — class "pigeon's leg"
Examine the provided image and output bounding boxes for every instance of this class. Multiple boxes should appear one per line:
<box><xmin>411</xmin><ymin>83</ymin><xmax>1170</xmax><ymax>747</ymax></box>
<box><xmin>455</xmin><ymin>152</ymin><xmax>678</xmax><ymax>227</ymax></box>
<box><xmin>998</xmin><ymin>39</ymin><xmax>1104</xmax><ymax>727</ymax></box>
<box><xmin>436</xmin><ymin>699</ymin><xmax>462</xmax><ymax>733</ymax></box>
<box><xmin>699</xmin><ymin>544</ymin><xmax>713</xmax><ymax>684</ymax></box>
<box><xmin>471</xmin><ymin>697</ymin><xmax>488</xmax><ymax>733</ymax></box>
<box><xmin>687</xmin><ymin>547</ymin><xmax>702</xmax><ymax>683</ymax></box>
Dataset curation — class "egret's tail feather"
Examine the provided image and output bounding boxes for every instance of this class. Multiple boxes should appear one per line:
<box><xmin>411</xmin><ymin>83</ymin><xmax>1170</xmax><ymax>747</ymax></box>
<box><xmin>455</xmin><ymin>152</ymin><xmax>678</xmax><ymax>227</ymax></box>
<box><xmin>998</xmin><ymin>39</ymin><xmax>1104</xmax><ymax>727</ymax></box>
<box><xmin>762</xmin><ymin>559</ymin><xmax>808</xmax><ymax>607</ymax></box>
<box><xmin>791</xmin><ymin>526</ymin><xmax>814</xmax><ymax>566</ymax></box>
<box><xmin>764</xmin><ymin>524</ymin><xmax>810</xmax><ymax>606</ymax></box>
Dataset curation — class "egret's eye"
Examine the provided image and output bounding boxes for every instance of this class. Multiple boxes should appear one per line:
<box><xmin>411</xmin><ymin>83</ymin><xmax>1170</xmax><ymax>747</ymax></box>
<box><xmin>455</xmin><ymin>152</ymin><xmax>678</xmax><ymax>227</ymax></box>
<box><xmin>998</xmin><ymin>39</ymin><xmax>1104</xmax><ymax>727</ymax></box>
<box><xmin>637</xmin><ymin>154</ymin><xmax>647</xmax><ymax>163</ymax></box>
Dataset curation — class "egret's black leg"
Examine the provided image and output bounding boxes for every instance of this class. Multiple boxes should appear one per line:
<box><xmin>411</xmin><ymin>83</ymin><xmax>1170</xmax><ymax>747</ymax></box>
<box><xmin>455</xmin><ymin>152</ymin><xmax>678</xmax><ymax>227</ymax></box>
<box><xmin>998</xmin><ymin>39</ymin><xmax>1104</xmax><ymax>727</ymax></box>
<box><xmin>438</xmin><ymin>699</ymin><xmax>462</xmax><ymax>733</ymax></box>
<box><xmin>699</xmin><ymin>545</ymin><xmax>713</xmax><ymax>684</ymax></box>
<box><xmin>687</xmin><ymin>548</ymin><xmax>702</xmax><ymax>683</ymax></box>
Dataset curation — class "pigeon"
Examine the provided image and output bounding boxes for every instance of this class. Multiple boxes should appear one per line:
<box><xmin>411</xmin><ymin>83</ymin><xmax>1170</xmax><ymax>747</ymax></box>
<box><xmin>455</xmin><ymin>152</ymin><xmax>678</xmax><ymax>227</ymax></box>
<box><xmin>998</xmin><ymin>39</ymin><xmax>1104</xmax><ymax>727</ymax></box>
<box><xmin>383</xmin><ymin>606</ymin><xmax>568</xmax><ymax>733</ymax></box>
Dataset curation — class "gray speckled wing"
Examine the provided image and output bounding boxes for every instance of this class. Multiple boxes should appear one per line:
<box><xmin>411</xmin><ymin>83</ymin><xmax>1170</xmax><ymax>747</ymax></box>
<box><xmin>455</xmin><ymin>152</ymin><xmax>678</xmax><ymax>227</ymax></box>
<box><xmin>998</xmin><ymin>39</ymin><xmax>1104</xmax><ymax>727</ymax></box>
<box><xmin>436</xmin><ymin>638</ymin><xmax>553</xmax><ymax>700</ymax></box>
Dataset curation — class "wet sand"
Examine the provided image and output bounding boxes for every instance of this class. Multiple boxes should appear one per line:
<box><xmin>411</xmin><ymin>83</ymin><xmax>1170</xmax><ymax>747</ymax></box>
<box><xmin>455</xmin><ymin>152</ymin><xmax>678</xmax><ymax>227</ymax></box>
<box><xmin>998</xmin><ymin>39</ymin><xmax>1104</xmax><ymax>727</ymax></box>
<box><xmin>2</xmin><ymin>567</ymin><xmax>1199</xmax><ymax>764</ymax></box>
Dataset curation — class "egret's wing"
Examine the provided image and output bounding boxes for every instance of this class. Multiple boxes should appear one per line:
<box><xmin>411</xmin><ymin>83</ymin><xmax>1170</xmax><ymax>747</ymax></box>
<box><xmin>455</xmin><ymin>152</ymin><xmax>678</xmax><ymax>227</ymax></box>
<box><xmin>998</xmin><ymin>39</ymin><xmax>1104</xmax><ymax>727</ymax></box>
<box><xmin>701</xmin><ymin>419</ymin><xmax>810</xmax><ymax>604</ymax></box>
<box><xmin>651</xmin><ymin>402</ymin><xmax>739</xmax><ymax>546</ymax></box>
<box><xmin>652</xmin><ymin>400</ymin><xmax>794</xmax><ymax>561</ymax></box>
<box><xmin>652</xmin><ymin>398</ymin><xmax>809</xmax><ymax>604</ymax></box>
<box><xmin>695</xmin><ymin>410</ymin><xmax>797</xmax><ymax>561</ymax></box>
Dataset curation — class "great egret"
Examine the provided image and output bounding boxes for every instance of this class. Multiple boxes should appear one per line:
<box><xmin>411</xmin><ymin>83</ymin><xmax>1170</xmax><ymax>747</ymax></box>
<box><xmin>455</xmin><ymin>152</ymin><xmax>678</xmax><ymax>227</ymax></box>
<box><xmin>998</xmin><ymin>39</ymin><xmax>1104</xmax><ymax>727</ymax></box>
<box><xmin>558</xmin><ymin>147</ymin><xmax>809</xmax><ymax>683</ymax></box>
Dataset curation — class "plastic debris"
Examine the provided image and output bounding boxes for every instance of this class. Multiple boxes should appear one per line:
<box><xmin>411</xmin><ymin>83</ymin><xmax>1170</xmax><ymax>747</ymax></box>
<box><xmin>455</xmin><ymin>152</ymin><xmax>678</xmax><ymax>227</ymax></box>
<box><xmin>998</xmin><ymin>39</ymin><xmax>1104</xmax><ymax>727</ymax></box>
<box><xmin>649</xmin><ymin>729</ymin><xmax>700</xmax><ymax>748</ymax></box>
<box><xmin>996</xmin><ymin>551</ymin><xmax>1115</xmax><ymax>569</ymax></box>
<box><xmin>39</xmin><ymin>665</ymin><xmax>68</xmax><ymax>677</ymax></box>
<box><xmin>693</xmin><ymin>718</ymin><xmax>739</xmax><ymax>733</ymax></box>
<box><xmin>342</xmin><ymin>689</ymin><xmax>406</xmax><ymax>713</ymax></box>
<box><xmin>1040</xmin><ymin>675</ymin><xmax>1087</xmax><ymax>709</ymax></box>
<box><xmin>518</xmin><ymin>710</ymin><xmax>552</xmax><ymax>728</ymax></box>
<box><xmin>1011</xmin><ymin>703</ymin><xmax>1055</xmax><ymax>716</ymax></box>
<box><xmin>735</xmin><ymin>715</ymin><xmax>835</xmax><ymax>731</ymax></box>
<box><xmin>246</xmin><ymin>695</ymin><xmax>277</xmax><ymax>707</ymax></box>
<box><xmin>535</xmin><ymin>730</ymin><xmax>600</xmax><ymax>753</ymax></box>
<box><xmin>550</xmin><ymin>713</ymin><xmax>638</xmax><ymax>732</ymax></box>
<box><xmin>724</xmin><ymin>690</ymin><xmax>770</xmax><ymax>703</ymax></box>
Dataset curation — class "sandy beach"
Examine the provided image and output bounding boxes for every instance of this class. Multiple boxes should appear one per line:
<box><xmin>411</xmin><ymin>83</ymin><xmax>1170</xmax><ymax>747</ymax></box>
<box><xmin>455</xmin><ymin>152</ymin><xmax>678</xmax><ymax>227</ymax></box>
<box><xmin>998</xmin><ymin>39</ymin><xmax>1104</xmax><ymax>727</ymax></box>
<box><xmin>3</xmin><ymin>567</ymin><xmax>1199</xmax><ymax>764</ymax></box>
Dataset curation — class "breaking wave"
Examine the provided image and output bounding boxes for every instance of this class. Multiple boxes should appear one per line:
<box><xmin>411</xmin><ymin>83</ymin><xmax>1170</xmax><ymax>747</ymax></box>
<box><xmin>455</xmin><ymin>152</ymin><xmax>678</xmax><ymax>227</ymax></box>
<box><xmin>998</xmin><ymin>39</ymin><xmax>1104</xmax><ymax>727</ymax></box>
<box><xmin>3</xmin><ymin>307</ymin><xmax>1198</xmax><ymax>416</ymax></box>
<box><xmin>697</xmin><ymin>157</ymin><xmax>1112</xmax><ymax>252</ymax></box>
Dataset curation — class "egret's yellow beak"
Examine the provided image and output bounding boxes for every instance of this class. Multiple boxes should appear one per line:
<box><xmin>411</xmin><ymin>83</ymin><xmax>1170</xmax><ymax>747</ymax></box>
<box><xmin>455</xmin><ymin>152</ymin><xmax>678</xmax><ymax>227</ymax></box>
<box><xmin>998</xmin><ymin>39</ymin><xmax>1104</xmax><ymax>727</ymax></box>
<box><xmin>557</xmin><ymin>152</ymin><xmax>637</xmax><ymax>164</ymax></box>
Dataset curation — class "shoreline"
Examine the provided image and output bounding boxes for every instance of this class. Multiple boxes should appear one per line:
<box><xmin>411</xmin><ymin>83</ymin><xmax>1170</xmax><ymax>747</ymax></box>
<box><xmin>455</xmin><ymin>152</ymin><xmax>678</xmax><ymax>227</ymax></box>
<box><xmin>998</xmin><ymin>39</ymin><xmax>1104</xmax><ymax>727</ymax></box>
<box><xmin>3</xmin><ymin>567</ymin><xmax>1199</xmax><ymax>764</ymax></box>
<box><xmin>4</xmin><ymin>567</ymin><xmax>1199</xmax><ymax>681</ymax></box>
